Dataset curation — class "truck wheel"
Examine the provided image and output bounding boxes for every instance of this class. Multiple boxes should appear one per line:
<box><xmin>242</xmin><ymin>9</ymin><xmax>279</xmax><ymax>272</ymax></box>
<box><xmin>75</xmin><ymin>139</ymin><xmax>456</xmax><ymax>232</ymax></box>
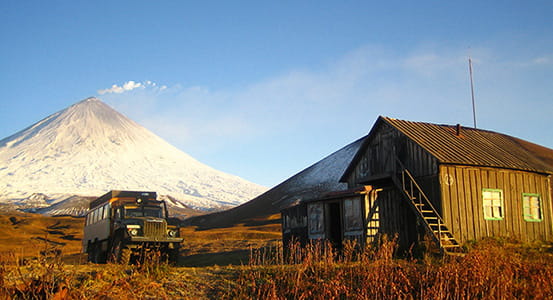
<box><xmin>95</xmin><ymin>243</ymin><xmax>107</xmax><ymax>264</ymax></box>
<box><xmin>92</xmin><ymin>243</ymin><xmax>102</xmax><ymax>263</ymax></box>
<box><xmin>159</xmin><ymin>247</ymin><xmax>179</xmax><ymax>265</ymax></box>
<box><xmin>93</xmin><ymin>244</ymin><xmax>102</xmax><ymax>263</ymax></box>
<box><xmin>119</xmin><ymin>247</ymin><xmax>131</xmax><ymax>265</ymax></box>
<box><xmin>167</xmin><ymin>249</ymin><xmax>180</xmax><ymax>265</ymax></box>
<box><xmin>87</xmin><ymin>243</ymin><xmax>95</xmax><ymax>263</ymax></box>
<box><xmin>111</xmin><ymin>239</ymin><xmax>131</xmax><ymax>265</ymax></box>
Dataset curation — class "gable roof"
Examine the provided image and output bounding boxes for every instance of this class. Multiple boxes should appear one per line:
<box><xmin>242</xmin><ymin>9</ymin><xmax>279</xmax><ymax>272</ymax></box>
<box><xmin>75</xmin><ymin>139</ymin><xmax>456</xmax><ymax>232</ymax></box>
<box><xmin>341</xmin><ymin>116</ymin><xmax>553</xmax><ymax>182</ymax></box>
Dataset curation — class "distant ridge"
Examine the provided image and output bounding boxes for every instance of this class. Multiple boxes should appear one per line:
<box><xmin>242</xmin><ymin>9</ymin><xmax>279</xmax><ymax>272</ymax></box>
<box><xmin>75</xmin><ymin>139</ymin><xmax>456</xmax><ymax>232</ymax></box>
<box><xmin>0</xmin><ymin>97</ymin><xmax>267</xmax><ymax>214</ymax></box>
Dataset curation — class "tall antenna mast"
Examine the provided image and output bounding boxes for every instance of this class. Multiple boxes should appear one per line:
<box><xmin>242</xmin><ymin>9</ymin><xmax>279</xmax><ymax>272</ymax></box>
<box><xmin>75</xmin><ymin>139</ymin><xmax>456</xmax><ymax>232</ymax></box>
<box><xmin>468</xmin><ymin>57</ymin><xmax>477</xmax><ymax>128</ymax></box>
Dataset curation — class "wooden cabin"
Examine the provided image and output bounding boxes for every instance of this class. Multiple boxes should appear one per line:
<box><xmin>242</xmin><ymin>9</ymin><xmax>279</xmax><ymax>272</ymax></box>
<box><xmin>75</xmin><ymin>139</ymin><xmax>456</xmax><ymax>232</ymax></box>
<box><xmin>281</xmin><ymin>116</ymin><xmax>553</xmax><ymax>254</ymax></box>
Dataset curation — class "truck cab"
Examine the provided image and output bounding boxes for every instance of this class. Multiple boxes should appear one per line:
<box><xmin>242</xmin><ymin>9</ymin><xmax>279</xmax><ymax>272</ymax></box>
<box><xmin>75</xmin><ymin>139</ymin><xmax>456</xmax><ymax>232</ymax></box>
<box><xmin>83</xmin><ymin>190</ymin><xmax>183</xmax><ymax>264</ymax></box>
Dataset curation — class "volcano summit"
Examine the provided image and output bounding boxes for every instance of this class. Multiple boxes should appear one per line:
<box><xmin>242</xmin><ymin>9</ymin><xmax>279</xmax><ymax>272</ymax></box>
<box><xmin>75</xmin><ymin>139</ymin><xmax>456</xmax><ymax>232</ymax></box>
<box><xmin>0</xmin><ymin>97</ymin><xmax>267</xmax><ymax>213</ymax></box>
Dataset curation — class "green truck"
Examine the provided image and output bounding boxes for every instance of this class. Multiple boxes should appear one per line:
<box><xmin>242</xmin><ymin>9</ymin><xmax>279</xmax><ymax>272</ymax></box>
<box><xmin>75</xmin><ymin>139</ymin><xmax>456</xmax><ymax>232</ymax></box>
<box><xmin>83</xmin><ymin>190</ymin><xmax>183</xmax><ymax>264</ymax></box>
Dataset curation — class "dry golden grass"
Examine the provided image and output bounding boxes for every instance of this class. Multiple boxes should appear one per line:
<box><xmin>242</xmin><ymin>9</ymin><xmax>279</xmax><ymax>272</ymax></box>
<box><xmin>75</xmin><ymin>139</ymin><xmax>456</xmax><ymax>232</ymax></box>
<box><xmin>179</xmin><ymin>216</ymin><xmax>281</xmax><ymax>266</ymax></box>
<box><xmin>0</xmin><ymin>212</ymin><xmax>85</xmax><ymax>261</ymax></box>
<box><xmin>230</xmin><ymin>237</ymin><xmax>553</xmax><ymax>300</ymax></box>
<box><xmin>1</xmin><ymin>212</ymin><xmax>553</xmax><ymax>299</ymax></box>
<box><xmin>0</xmin><ymin>250</ymin><xmax>240</xmax><ymax>299</ymax></box>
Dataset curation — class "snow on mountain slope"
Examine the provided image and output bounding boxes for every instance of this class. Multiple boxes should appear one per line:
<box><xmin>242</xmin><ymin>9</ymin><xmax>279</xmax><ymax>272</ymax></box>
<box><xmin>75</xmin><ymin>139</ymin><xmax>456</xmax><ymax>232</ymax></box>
<box><xmin>0</xmin><ymin>97</ymin><xmax>267</xmax><ymax>211</ymax></box>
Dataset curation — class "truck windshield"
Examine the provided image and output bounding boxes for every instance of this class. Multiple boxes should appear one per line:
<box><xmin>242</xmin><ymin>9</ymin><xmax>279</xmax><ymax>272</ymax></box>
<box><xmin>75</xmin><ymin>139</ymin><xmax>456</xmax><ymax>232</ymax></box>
<box><xmin>124</xmin><ymin>206</ymin><xmax>163</xmax><ymax>218</ymax></box>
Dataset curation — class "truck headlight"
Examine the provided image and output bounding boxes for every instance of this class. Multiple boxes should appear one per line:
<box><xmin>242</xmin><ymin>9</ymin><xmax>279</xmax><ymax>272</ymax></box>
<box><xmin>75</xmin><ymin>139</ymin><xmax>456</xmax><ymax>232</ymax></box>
<box><xmin>168</xmin><ymin>230</ymin><xmax>177</xmax><ymax>237</ymax></box>
<box><xmin>127</xmin><ymin>224</ymin><xmax>140</xmax><ymax>236</ymax></box>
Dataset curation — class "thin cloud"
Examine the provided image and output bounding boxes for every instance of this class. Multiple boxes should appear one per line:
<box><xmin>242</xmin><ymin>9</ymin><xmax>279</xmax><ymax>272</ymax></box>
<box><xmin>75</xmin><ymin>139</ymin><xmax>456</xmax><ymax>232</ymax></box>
<box><xmin>529</xmin><ymin>55</ymin><xmax>552</xmax><ymax>66</ymax></box>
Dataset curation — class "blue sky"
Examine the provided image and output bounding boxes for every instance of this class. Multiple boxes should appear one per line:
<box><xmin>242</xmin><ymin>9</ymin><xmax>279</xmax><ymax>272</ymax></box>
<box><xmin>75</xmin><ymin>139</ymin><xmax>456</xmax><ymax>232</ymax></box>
<box><xmin>1</xmin><ymin>1</ymin><xmax>552</xmax><ymax>187</ymax></box>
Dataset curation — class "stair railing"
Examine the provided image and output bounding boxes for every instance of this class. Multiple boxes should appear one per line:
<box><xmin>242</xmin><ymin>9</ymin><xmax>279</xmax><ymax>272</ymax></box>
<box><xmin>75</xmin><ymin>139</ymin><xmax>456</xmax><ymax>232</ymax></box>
<box><xmin>393</xmin><ymin>155</ymin><xmax>448</xmax><ymax>248</ymax></box>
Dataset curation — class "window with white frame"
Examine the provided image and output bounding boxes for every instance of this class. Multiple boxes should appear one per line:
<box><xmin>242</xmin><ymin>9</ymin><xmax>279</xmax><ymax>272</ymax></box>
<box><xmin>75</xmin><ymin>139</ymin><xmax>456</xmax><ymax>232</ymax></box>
<box><xmin>483</xmin><ymin>189</ymin><xmax>503</xmax><ymax>220</ymax></box>
<box><xmin>523</xmin><ymin>193</ymin><xmax>542</xmax><ymax>222</ymax></box>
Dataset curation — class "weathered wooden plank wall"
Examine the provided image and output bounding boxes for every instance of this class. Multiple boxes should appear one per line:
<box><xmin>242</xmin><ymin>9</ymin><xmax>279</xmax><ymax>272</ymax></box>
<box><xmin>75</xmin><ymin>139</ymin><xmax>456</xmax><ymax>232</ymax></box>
<box><xmin>440</xmin><ymin>165</ymin><xmax>553</xmax><ymax>243</ymax></box>
<box><xmin>281</xmin><ymin>203</ymin><xmax>308</xmax><ymax>247</ymax></box>
<box><xmin>374</xmin><ymin>188</ymin><xmax>419</xmax><ymax>249</ymax></box>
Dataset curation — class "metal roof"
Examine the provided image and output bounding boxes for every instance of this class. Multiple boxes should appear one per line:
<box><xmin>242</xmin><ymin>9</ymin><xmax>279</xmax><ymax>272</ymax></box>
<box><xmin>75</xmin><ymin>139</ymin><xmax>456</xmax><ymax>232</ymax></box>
<box><xmin>342</xmin><ymin>117</ymin><xmax>553</xmax><ymax>180</ymax></box>
<box><xmin>383</xmin><ymin>117</ymin><xmax>553</xmax><ymax>174</ymax></box>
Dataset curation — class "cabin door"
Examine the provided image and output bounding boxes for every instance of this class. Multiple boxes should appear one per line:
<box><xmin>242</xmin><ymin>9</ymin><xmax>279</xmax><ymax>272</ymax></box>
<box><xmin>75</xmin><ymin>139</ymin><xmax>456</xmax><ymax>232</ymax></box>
<box><xmin>326</xmin><ymin>202</ymin><xmax>342</xmax><ymax>248</ymax></box>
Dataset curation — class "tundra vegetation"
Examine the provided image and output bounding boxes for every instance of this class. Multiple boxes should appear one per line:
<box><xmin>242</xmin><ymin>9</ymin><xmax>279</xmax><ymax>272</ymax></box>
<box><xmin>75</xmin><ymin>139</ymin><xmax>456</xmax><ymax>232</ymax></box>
<box><xmin>1</xmin><ymin>213</ymin><xmax>552</xmax><ymax>299</ymax></box>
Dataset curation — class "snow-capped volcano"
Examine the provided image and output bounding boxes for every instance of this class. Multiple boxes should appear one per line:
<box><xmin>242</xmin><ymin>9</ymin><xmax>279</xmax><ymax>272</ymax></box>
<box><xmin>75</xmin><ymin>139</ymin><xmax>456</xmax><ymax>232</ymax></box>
<box><xmin>0</xmin><ymin>97</ymin><xmax>267</xmax><ymax>212</ymax></box>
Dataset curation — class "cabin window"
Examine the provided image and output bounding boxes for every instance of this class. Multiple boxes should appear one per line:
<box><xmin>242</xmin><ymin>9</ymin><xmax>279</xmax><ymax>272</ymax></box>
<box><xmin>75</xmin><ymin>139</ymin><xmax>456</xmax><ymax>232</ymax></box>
<box><xmin>308</xmin><ymin>203</ymin><xmax>324</xmax><ymax>235</ymax></box>
<box><xmin>523</xmin><ymin>193</ymin><xmax>542</xmax><ymax>222</ymax></box>
<box><xmin>482</xmin><ymin>189</ymin><xmax>503</xmax><ymax>220</ymax></box>
<box><xmin>344</xmin><ymin>198</ymin><xmax>363</xmax><ymax>231</ymax></box>
<box><xmin>283</xmin><ymin>215</ymin><xmax>290</xmax><ymax>229</ymax></box>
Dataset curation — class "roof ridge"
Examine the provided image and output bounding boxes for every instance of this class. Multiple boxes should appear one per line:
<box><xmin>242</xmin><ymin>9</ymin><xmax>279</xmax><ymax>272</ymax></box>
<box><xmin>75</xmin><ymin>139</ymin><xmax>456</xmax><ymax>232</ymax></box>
<box><xmin>383</xmin><ymin>117</ymin><xmax>553</xmax><ymax>174</ymax></box>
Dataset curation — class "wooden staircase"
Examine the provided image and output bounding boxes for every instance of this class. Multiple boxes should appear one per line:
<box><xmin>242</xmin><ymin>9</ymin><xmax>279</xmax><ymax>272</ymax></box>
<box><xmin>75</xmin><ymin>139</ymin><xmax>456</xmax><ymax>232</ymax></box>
<box><xmin>391</xmin><ymin>157</ymin><xmax>464</xmax><ymax>255</ymax></box>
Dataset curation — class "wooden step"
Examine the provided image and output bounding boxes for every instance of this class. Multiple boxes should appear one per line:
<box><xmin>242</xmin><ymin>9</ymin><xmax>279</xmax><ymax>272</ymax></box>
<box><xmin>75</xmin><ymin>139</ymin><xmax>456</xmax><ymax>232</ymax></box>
<box><xmin>445</xmin><ymin>251</ymin><xmax>466</xmax><ymax>257</ymax></box>
<box><xmin>441</xmin><ymin>239</ymin><xmax>460</xmax><ymax>245</ymax></box>
<box><xmin>430</xmin><ymin>226</ymin><xmax>449</xmax><ymax>232</ymax></box>
<box><xmin>442</xmin><ymin>244</ymin><xmax>461</xmax><ymax>248</ymax></box>
<box><xmin>429</xmin><ymin>224</ymin><xmax>447</xmax><ymax>230</ymax></box>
